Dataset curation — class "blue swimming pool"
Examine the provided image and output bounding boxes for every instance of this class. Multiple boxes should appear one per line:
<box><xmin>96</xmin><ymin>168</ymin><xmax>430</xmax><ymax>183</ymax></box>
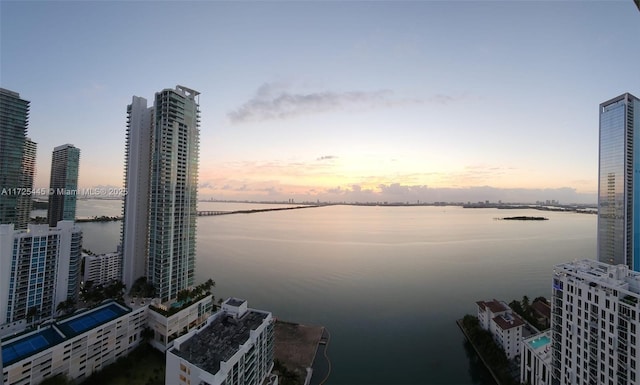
<box><xmin>57</xmin><ymin>303</ymin><xmax>128</xmax><ymax>336</ymax></box>
<box><xmin>2</xmin><ymin>327</ymin><xmax>65</xmax><ymax>366</ymax></box>
<box><xmin>528</xmin><ymin>335</ymin><xmax>551</xmax><ymax>349</ymax></box>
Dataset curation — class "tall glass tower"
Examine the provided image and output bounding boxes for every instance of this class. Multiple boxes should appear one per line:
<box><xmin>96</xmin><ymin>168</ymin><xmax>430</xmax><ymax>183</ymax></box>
<box><xmin>0</xmin><ymin>88</ymin><xmax>35</xmax><ymax>229</ymax></box>
<box><xmin>48</xmin><ymin>144</ymin><xmax>80</xmax><ymax>227</ymax></box>
<box><xmin>122</xmin><ymin>85</ymin><xmax>200</xmax><ymax>302</ymax></box>
<box><xmin>598</xmin><ymin>92</ymin><xmax>640</xmax><ymax>271</ymax></box>
<box><xmin>16</xmin><ymin>138</ymin><xmax>37</xmax><ymax>229</ymax></box>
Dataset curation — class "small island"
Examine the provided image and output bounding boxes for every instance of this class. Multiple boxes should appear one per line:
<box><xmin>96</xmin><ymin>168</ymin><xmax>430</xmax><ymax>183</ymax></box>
<box><xmin>502</xmin><ymin>216</ymin><xmax>548</xmax><ymax>221</ymax></box>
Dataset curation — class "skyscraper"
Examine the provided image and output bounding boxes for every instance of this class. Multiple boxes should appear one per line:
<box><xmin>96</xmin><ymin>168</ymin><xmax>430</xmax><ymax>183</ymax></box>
<box><xmin>16</xmin><ymin>138</ymin><xmax>37</xmax><ymax>229</ymax></box>
<box><xmin>121</xmin><ymin>96</ymin><xmax>153</xmax><ymax>291</ymax></box>
<box><xmin>47</xmin><ymin>144</ymin><xmax>80</xmax><ymax>227</ymax></box>
<box><xmin>597</xmin><ymin>92</ymin><xmax>640</xmax><ymax>271</ymax></box>
<box><xmin>122</xmin><ymin>85</ymin><xmax>200</xmax><ymax>302</ymax></box>
<box><xmin>0</xmin><ymin>88</ymin><xmax>34</xmax><ymax>229</ymax></box>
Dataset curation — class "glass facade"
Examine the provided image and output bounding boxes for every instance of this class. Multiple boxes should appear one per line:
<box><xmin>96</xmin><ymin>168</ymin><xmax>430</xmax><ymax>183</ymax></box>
<box><xmin>16</xmin><ymin>138</ymin><xmax>37</xmax><ymax>229</ymax></box>
<box><xmin>0</xmin><ymin>88</ymin><xmax>32</xmax><ymax>229</ymax></box>
<box><xmin>598</xmin><ymin>93</ymin><xmax>640</xmax><ymax>271</ymax></box>
<box><xmin>47</xmin><ymin>144</ymin><xmax>80</xmax><ymax>227</ymax></box>
<box><xmin>147</xmin><ymin>86</ymin><xmax>200</xmax><ymax>302</ymax></box>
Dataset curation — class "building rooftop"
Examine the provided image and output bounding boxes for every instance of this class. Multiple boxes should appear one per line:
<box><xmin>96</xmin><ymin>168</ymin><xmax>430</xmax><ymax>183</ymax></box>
<box><xmin>476</xmin><ymin>299</ymin><xmax>508</xmax><ymax>314</ymax></box>
<box><xmin>2</xmin><ymin>327</ymin><xmax>65</xmax><ymax>367</ymax></box>
<box><xmin>493</xmin><ymin>313</ymin><xmax>524</xmax><ymax>330</ymax></box>
<box><xmin>1</xmin><ymin>301</ymin><xmax>130</xmax><ymax>366</ymax></box>
<box><xmin>57</xmin><ymin>302</ymin><xmax>129</xmax><ymax>338</ymax></box>
<box><xmin>531</xmin><ymin>300</ymin><xmax>551</xmax><ymax>319</ymax></box>
<box><xmin>226</xmin><ymin>298</ymin><xmax>246</xmax><ymax>307</ymax></box>
<box><xmin>554</xmin><ymin>259</ymin><xmax>640</xmax><ymax>296</ymax></box>
<box><xmin>171</xmin><ymin>309</ymin><xmax>269</xmax><ymax>375</ymax></box>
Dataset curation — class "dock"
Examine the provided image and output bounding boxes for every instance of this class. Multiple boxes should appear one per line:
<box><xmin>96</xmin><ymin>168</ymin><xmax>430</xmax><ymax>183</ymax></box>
<box><xmin>274</xmin><ymin>320</ymin><xmax>330</xmax><ymax>385</ymax></box>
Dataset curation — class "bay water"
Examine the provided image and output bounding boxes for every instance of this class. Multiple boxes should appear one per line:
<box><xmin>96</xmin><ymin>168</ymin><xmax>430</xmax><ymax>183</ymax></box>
<box><xmin>63</xmin><ymin>200</ymin><xmax>596</xmax><ymax>384</ymax></box>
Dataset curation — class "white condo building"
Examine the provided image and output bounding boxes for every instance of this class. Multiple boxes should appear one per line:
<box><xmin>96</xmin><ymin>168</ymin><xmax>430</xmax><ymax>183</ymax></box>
<box><xmin>1</xmin><ymin>301</ymin><xmax>146</xmax><ymax>385</ymax></box>
<box><xmin>551</xmin><ymin>259</ymin><xmax>640</xmax><ymax>385</ymax></box>
<box><xmin>0</xmin><ymin>221</ymin><xmax>82</xmax><ymax>325</ymax></box>
<box><xmin>476</xmin><ymin>299</ymin><xmax>524</xmax><ymax>359</ymax></box>
<box><xmin>83</xmin><ymin>252</ymin><xmax>122</xmax><ymax>286</ymax></box>
<box><xmin>166</xmin><ymin>298</ymin><xmax>276</xmax><ymax>385</ymax></box>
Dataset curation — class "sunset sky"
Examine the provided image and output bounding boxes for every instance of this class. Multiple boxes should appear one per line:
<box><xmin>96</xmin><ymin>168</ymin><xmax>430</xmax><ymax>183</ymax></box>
<box><xmin>2</xmin><ymin>1</ymin><xmax>639</xmax><ymax>203</ymax></box>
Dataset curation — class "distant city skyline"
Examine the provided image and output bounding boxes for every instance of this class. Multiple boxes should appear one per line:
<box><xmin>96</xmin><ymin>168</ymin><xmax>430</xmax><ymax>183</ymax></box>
<box><xmin>2</xmin><ymin>1</ymin><xmax>639</xmax><ymax>204</ymax></box>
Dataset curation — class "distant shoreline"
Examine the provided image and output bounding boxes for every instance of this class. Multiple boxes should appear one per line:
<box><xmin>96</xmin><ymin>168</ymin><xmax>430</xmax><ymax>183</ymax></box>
<box><xmin>500</xmin><ymin>216</ymin><xmax>549</xmax><ymax>221</ymax></box>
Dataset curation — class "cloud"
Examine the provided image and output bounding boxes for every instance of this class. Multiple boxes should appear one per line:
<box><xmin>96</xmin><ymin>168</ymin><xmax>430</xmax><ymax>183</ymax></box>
<box><xmin>196</xmin><ymin>172</ymin><xmax>596</xmax><ymax>204</ymax></box>
<box><xmin>228</xmin><ymin>83</ymin><xmax>417</xmax><ymax>123</ymax></box>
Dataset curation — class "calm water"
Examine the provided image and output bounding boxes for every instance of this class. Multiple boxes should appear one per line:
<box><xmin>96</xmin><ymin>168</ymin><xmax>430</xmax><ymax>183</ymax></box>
<box><xmin>68</xmin><ymin>200</ymin><xmax>596</xmax><ymax>385</ymax></box>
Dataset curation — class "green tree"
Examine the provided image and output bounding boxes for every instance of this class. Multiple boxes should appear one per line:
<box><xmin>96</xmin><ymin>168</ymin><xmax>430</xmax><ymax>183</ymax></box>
<box><xmin>56</xmin><ymin>298</ymin><xmax>76</xmax><ymax>316</ymax></box>
<box><xmin>509</xmin><ymin>300</ymin><xmax>523</xmax><ymax>315</ymax></box>
<box><xmin>533</xmin><ymin>296</ymin><xmax>548</xmax><ymax>305</ymax></box>
<box><xmin>203</xmin><ymin>278</ymin><xmax>215</xmax><ymax>293</ymax></box>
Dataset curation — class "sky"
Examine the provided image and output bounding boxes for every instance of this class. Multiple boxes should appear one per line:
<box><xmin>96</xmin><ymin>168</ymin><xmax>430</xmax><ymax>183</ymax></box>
<box><xmin>2</xmin><ymin>1</ymin><xmax>639</xmax><ymax>204</ymax></box>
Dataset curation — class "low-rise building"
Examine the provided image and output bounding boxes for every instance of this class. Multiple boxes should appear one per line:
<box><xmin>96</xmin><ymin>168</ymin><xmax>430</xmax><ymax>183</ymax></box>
<box><xmin>476</xmin><ymin>299</ymin><xmax>524</xmax><ymax>359</ymax></box>
<box><xmin>146</xmin><ymin>294</ymin><xmax>214</xmax><ymax>351</ymax></box>
<box><xmin>530</xmin><ymin>299</ymin><xmax>551</xmax><ymax>329</ymax></box>
<box><xmin>166</xmin><ymin>298</ymin><xmax>276</xmax><ymax>385</ymax></box>
<box><xmin>1</xmin><ymin>301</ymin><xmax>146</xmax><ymax>385</ymax></box>
<box><xmin>521</xmin><ymin>331</ymin><xmax>552</xmax><ymax>385</ymax></box>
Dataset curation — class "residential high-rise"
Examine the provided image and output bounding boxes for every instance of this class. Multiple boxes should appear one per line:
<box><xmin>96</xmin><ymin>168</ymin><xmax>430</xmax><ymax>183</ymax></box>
<box><xmin>598</xmin><ymin>93</ymin><xmax>640</xmax><ymax>271</ymax></box>
<box><xmin>550</xmin><ymin>259</ymin><xmax>640</xmax><ymax>385</ymax></box>
<box><xmin>0</xmin><ymin>221</ymin><xmax>82</xmax><ymax>325</ymax></box>
<box><xmin>0</xmin><ymin>88</ymin><xmax>33</xmax><ymax>229</ymax></box>
<box><xmin>122</xmin><ymin>85</ymin><xmax>200</xmax><ymax>302</ymax></box>
<box><xmin>16</xmin><ymin>138</ymin><xmax>37</xmax><ymax>229</ymax></box>
<box><xmin>121</xmin><ymin>96</ymin><xmax>153</xmax><ymax>291</ymax></box>
<box><xmin>84</xmin><ymin>252</ymin><xmax>123</xmax><ymax>286</ymax></box>
<box><xmin>48</xmin><ymin>144</ymin><xmax>80</xmax><ymax>227</ymax></box>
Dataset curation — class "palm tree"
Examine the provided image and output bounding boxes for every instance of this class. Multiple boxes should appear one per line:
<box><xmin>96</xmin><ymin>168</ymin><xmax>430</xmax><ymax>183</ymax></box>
<box><xmin>56</xmin><ymin>299</ymin><xmax>76</xmax><ymax>316</ymax></box>
<box><xmin>177</xmin><ymin>289</ymin><xmax>190</xmax><ymax>303</ymax></box>
<box><xmin>203</xmin><ymin>278</ymin><xmax>215</xmax><ymax>293</ymax></box>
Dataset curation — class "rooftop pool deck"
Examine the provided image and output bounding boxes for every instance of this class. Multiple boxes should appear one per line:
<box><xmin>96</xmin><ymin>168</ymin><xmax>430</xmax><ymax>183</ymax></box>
<box><xmin>528</xmin><ymin>334</ymin><xmax>551</xmax><ymax>349</ymax></box>
<box><xmin>2</xmin><ymin>327</ymin><xmax>65</xmax><ymax>367</ymax></box>
<box><xmin>2</xmin><ymin>302</ymin><xmax>130</xmax><ymax>367</ymax></box>
<box><xmin>57</xmin><ymin>303</ymin><xmax>128</xmax><ymax>337</ymax></box>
